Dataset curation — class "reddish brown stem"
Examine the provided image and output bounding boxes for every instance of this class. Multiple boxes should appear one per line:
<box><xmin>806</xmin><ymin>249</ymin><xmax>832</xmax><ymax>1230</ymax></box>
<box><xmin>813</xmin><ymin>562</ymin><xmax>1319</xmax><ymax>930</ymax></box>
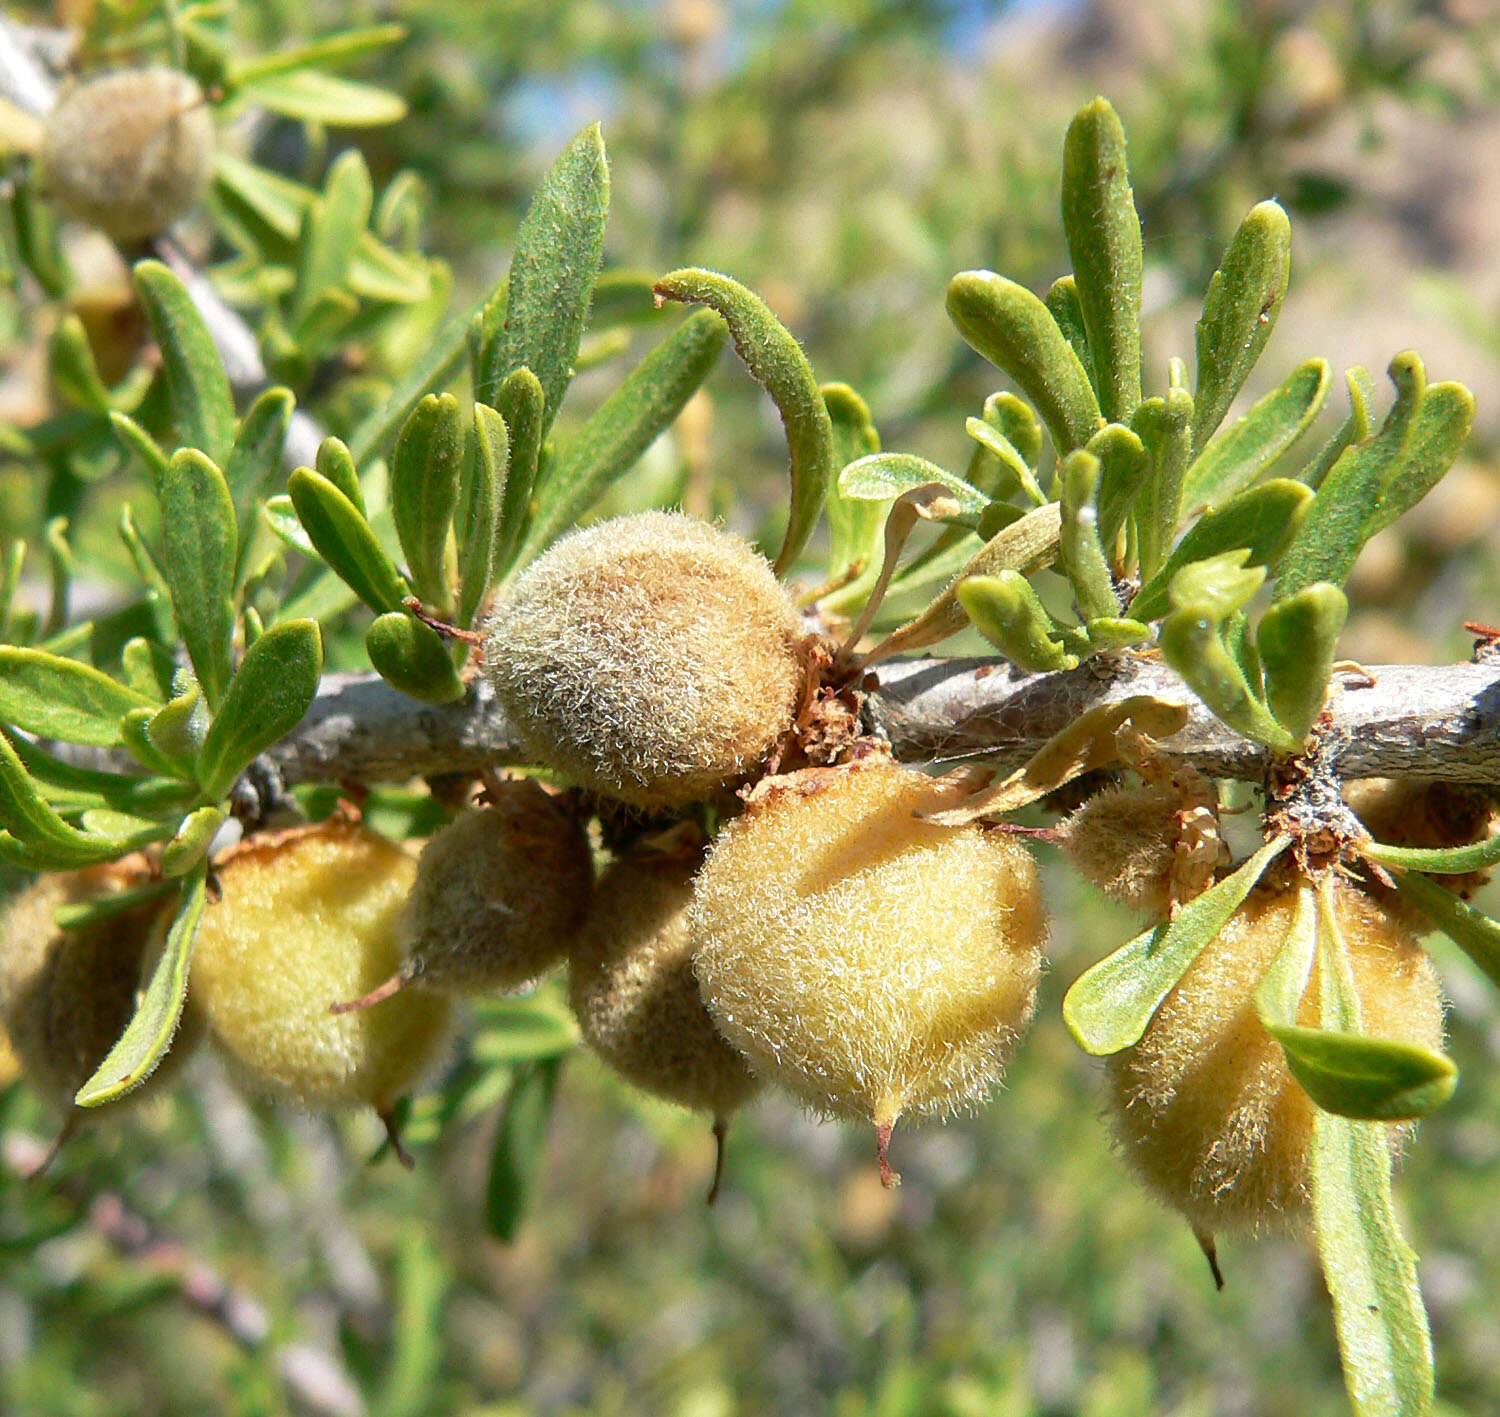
<box><xmin>1193</xmin><ymin>1225</ymin><xmax>1225</xmax><ymax>1291</ymax></box>
<box><xmin>402</xmin><ymin>597</ymin><xmax>484</xmax><ymax>645</ymax></box>
<box><xmin>875</xmin><ymin>1120</ymin><xmax>901</xmax><ymax>1189</ymax></box>
<box><xmin>378</xmin><ymin>1108</ymin><xmax>416</xmax><ymax>1170</ymax></box>
<box><xmin>706</xmin><ymin>1114</ymin><xmax>729</xmax><ymax>1206</ymax></box>
<box><xmin>330</xmin><ymin>967</ymin><xmax>411</xmax><ymax>1015</ymax></box>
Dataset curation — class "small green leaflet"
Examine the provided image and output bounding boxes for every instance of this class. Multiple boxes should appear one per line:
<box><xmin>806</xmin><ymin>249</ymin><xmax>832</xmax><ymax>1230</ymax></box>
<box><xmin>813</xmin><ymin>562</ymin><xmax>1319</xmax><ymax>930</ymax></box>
<box><xmin>0</xmin><ymin>646</ymin><xmax>151</xmax><ymax>747</ymax></box>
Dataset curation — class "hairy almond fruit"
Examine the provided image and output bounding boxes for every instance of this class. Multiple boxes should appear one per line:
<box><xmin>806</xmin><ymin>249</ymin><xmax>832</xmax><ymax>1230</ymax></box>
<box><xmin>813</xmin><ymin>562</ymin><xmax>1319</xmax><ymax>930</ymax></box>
<box><xmin>484</xmin><ymin>511</ymin><xmax>805</xmax><ymax>810</ymax></box>
<box><xmin>393</xmin><ymin>781</ymin><xmax>593</xmax><ymax>997</ymax></box>
<box><xmin>189</xmin><ymin>821</ymin><xmax>452</xmax><ymax>1134</ymax></box>
<box><xmin>1058</xmin><ymin>782</ymin><xmax>1187</xmax><ymax>916</ymax></box>
<box><xmin>689</xmin><ymin>758</ymin><xmax>1046</xmax><ymax>1181</ymax></box>
<box><xmin>1107</xmin><ymin>876</ymin><xmax>1444</xmax><ymax>1236</ymax></box>
<box><xmin>40</xmin><ymin>67</ymin><xmax>214</xmax><ymax>240</ymax></box>
<box><xmin>0</xmin><ymin>863</ymin><xmax>197</xmax><ymax>1114</ymax></box>
<box><xmin>1346</xmin><ymin>777</ymin><xmax>1496</xmax><ymax>908</ymax></box>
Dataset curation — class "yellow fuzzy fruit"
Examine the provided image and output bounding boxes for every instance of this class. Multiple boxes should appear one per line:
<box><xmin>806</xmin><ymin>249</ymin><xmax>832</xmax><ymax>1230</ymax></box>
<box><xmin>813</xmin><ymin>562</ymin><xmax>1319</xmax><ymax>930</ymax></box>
<box><xmin>399</xmin><ymin>782</ymin><xmax>594</xmax><ymax>995</ymax></box>
<box><xmin>570</xmin><ymin>854</ymin><xmax>757</xmax><ymax>1120</ymax></box>
<box><xmin>1107</xmin><ymin>877</ymin><xmax>1445</xmax><ymax>1235</ymax></box>
<box><xmin>1347</xmin><ymin>777</ymin><xmax>1496</xmax><ymax>903</ymax></box>
<box><xmin>190</xmin><ymin>821</ymin><xmax>452</xmax><ymax>1117</ymax></box>
<box><xmin>40</xmin><ymin>67</ymin><xmax>214</xmax><ymax>240</ymax></box>
<box><xmin>689</xmin><ymin>759</ymin><xmax>1046</xmax><ymax>1162</ymax></box>
<box><xmin>1058</xmin><ymin>782</ymin><xmax>1184</xmax><ymax>916</ymax></box>
<box><xmin>484</xmin><ymin>511</ymin><xmax>806</xmax><ymax>810</ymax></box>
<box><xmin>0</xmin><ymin>864</ymin><xmax>197</xmax><ymax>1112</ymax></box>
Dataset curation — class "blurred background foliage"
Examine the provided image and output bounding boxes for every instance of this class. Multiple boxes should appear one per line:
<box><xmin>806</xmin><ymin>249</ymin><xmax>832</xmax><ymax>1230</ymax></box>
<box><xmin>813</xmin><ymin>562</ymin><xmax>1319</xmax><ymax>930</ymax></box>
<box><xmin>5</xmin><ymin>0</ymin><xmax>1500</xmax><ymax>1413</ymax></box>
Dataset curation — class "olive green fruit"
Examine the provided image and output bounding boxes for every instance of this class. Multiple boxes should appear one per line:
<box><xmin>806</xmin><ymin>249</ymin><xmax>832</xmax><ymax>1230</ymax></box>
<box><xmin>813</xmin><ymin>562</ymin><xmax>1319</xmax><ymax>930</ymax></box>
<box><xmin>40</xmin><ymin>67</ymin><xmax>215</xmax><ymax>240</ymax></box>
<box><xmin>190</xmin><ymin>822</ymin><xmax>452</xmax><ymax>1126</ymax></box>
<box><xmin>364</xmin><ymin>782</ymin><xmax>594</xmax><ymax>1003</ymax></box>
<box><xmin>0</xmin><ymin>863</ymin><xmax>197</xmax><ymax>1113</ymax></box>
<box><xmin>484</xmin><ymin>511</ymin><xmax>806</xmax><ymax>810</ymax></box>
<box><xmin>1107</xmin><ymin>877</ymin><xmax>1445</xmax><ymax>1235</ymax></box>
<box><xmin>570</xmin><ymin>854</ymin><xmax>757</xmax><ymax>1119</ymax></box>
<box><xmin>690</xmin><ymin>758</ymin><xmax>1046</xmax><ymax>1178</ymax></box>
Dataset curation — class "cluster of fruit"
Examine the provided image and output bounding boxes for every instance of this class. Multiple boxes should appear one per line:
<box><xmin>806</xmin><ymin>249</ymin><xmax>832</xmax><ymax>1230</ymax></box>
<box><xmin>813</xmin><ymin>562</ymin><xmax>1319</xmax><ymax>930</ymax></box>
<box><xmin>4</xmin><ymin>510</ymin><xmax>1480</xmax><ymax>1250</ymax></box>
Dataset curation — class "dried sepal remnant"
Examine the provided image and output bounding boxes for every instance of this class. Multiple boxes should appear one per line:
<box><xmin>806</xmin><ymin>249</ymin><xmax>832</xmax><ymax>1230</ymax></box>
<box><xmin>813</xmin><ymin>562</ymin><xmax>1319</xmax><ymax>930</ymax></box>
<box><xmin>190</xmin><ymin>820</ymin><xmax>452</xmax><ymax>1114</ymax></box>
<box><xmin>40</xmin><ymin>68</ymin><xmax>215</xmax><ymax>241</ymax></box>
<box><xmin>690</xmin><ymin>758</ymin><xmax>1046</xmax><ymax>1140</ymax></box>
<box><xmin>1107</xmin><ymin>878</ymin><xmax>1444</xmax><ymax>1234</ymax></box>
<box><xmin>0</xmin><ymin>863</ymin><xmax>197</xmax><ymax>1112</ymax></box>
<box><xmin>484</xmin><ymin>512</ymin><xmax>806</xmax><ymax>810</ymax></box>
<box><xmin>569</xmin><ymin>853</ymin><xmax>757</xmax><ymax>1118</ymax></box>
<box><xmin>401</xmin><ymin>781</ymin><xmax>594</xmax><ymax>995</ymax></box>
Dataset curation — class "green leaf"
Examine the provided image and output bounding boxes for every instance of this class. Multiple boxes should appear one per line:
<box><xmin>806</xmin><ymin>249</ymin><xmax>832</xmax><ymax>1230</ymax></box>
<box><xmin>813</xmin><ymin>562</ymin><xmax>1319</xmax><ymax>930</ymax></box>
<box><xmin>0</xmin><ymin>647</ymin><xmax>151</xmax><ymax>746</ymax></box>
<box><xmin>49</xmin><ymin>314</ymin><xmax>113</xmax><ymax>412</ymax></box>
<box><xmin>1304</xmin><ymin>367</ymin><xmax>1377</xmax><ymax>492</ymax></box>
<box><xmin>1061</xmin><ymin>97</ymin><xmax>1143</xmax><ymax>423</ymax></box>
<box><xmin>1272</xmin><ymin>1022</ymin><xmax>1456</xmax><ymax>1120</ymax></box>
<box><xmin>823</xmin><ymin>382</ymin><xmax>884</xmax><ymax>580</ymax></box>
<box><xmin>54</xmin><ymin>877</ymin><xmax>177</xmax><ymax>931</ymax></box>
<box><xmin>654</xmin><ymin>269</ymin><xmax>832</xmax><ymax>574</ymax></box>
<box><xmin>196</xmin><ymin>619</ymin><xmax>323</xmax><ymax>799</ymax></box>
<box><xmin>109</xmin><ymin>410</ymin><xmax>169</xmax><ymax>482</ymax></box>
<box><xmin>1254</xmin><ymin>881</ymin><xmax>1318</xmax><ymax>1026</ymax></box>
<box><xmin>1057</xmin><ymin>449</ymin><xmax>1118</xmax><ymax>623</ymax></box>
<box><xmin>159</xmin><ymin>449</ymin><xmax>238</xmax><ymax>711</ymax></box>
<box><xmin>837</xmin><ymin>453</ymin><xmax>988</xmax><ymax>520</ymax></box>
<box><xmin>365</xmin><ymin>613</ymin><xmax>465</xmax><ymax>704</ymax></box>
<box><xmin>1044</xmin><ymin>275</ymin><xmax>1093</xmax><ymax>389</ymax></box>
<box><xmin>288</xmin><ymin>468</ymin><xmax>410</xmax><ymax>614</ymax></box>
<box><xmin>964</xmin><ymin>415</ymin><xmax>1046</xmax><ymax>506</ymax></box>
<box><xmin>6</xmin><ymin>732</ymin><xmax>190</xmax><ymax>816</ymax></box>
<box><xmin>1062</xmin><ymin>835</ymin><xmax>1291</xmax><ymax>1054</ymax></box>
<box><xmin>957</xmin><ymin>571</ymin><xmax>1080</xmax><ymax>672</ymax></box>
<box><xmin>348</xmin><ymin>304</ymin><xmax>473</xmax><ymax>466</ymax></box>
<box><xmin>1364</xmin><ymin>834</ymin><xmax>1500</xmax><ymax>876</ymax></box>
<box><xmin>989</xmin><ymin>393</ymin><xmax>1044</xmax><ymax>471</ymax></box>
<box><xmin>1392</xmin><ymin>871</ymin><xmax>1500</xmax><ymax>988</ymax></box>
<box><xmin>76</xmin><ymin>867</ymin><xmax>207</xmax><ymax>1108</ymax></box>
<box><xmin>947</xmin><ymin>270</ymin><xmax>1103</xmax><ymax>455</ymax></box>
<box><xmin>470</xmin><ymin>996</ymin><xmax>580</xmax><ymax>1065</ymax></box>
<box><xmin>1084</xmin><ymin>616</ymin><xmax>1150</xmax><ymax>651</ymax></box>
<box><xmin>1193</xmin><ymin>200</ymin><xmax>1292</xmax><ymax>450</ymax></box>
<box><xmin>1129</xmin><ymin>478</ymin><xmax>1313</xmax><ymax>623</ymax></box>
<box><xmin>1364</xmin><ymin>380</ymin><xmax>1475</xmax><ymax>539</ymax></box>
<box><xmin>492</xmin><ymin>367</ymin><xmax>545</xmax><ymax>575</ymax></box>
<box><xmin>236</xmin><ymin>70</ymin><xmax>407</xmax><ymax>126</ymax></box>
<box><xmin>483</xmin><ymin>124</ymin><xmax>609</xmax><ymax>436</ymax></box>
<box><xmin>1087</xmin><ymin>423</ymin><xmax>1149</xmax><ymax>548</ymax></box>
<box><xmin>228</xmin><ymin>23</ymin><xmax>406</xmax><ymax>83</ymax></box>
<box><xmin>314</xmin><ymin>437</ymin><xmax>365</xmax><ymax>513</ymax></box>
<box><xmin>1309</xmin><ymin>883</ymin><xmax>1435</xmax><ymax>1416</ymax></box>
<box><xmin>485</xmin><ymin>1058</ymin><xmax>562</xmax><ymax>1242</ymax></box>
<box><xmin>392</xmin><ymin>393</ymin><xmax>465</xmax><ymax>613</ymax></box>
<box><xmin>134</xmin><ymin>261</ymin><xmax>236</xmax><ymax>465</ymax></box>
<box><xmin>225</xmin><ymin>387</ymin><xmax>294</xmax><ymax>537</ymax></box>
<box><xmin>260</xmin><ymin>495</ymin><xmax>316</xmax><ymax>557</ymax></box>
<box><xmin>294</xmin><ymin>149</ymin><xmax>372</xmax><ymax>319</ymax></box>
<box><xmin>1131</xmin><ymin>388</ymin><xmax>1195</xmax><ymax>580</ymax></box>
<box><xmin>1182</xmin><ymin>358</ymin><xmax>1330</xmax><ymax>512</ymax></box>
<box><xmin>458</xmin><ymin>404</ymin><xmax>505</xmax><ymax>629</ymax></box>
<box><xmin>161</xmin><ymin>806</ymin><xmax>227</xmax><ymax>877</ymax></box>
<box><xmin>1258</xmin><ymin>583</ymin><xmax>1347</xmax><ymax>742</ymax></box>
<box><xmin>518</xmin><ymin>308</ymin><xmax>728</xmax><ymax>562</ymax></box>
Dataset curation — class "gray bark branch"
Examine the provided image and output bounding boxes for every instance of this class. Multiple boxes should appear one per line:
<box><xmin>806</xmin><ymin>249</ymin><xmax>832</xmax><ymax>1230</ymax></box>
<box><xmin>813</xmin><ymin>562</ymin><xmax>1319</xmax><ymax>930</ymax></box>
<box><xmin>263</xmin><ymin>656</ymin><xmax>1500</xmax><ymax>789</ymax></box>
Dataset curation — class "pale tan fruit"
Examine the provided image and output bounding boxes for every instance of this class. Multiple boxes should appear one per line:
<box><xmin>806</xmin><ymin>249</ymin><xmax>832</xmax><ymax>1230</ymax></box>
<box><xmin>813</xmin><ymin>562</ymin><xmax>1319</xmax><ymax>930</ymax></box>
<box><xmin>689</xmin><ymin>758</ymin><xmax>1046</xmax><ymax>1176</ymax></box>
<box><xmin>484</xmin><ymin>512</ymin><xmax>805</xmax><ymax>810</ymax></box>
<box><xmin>190</xmin><ymin>821</ymin><xmax>452</xmax><ymax>1120</ymax></box>
<box><xmin>570</xmin><ymin>854</ymin><xmax>757</xmax><ymax>1119</ymax></box>
<box><xmin>1347</xmin><ymin>777</ymin><xmax>1496</xmax><ymax>904</ymax></box>
<box><xmin>398</xmin><ymin>782</ymin><xmax>594</xmax><ymax>995</ymax></box>
<box><xmin>40</xmin><ymin>67</ymin><xmax>214</xmax><ymax>240</ymax></box>
<box><xmin>1058</xmin><ymin>782</ymin><xmax>1186</xmax><ymax>917</ymax></box>
<box><xmin>1107</xmin><ymin>877</ymin><xmax>1445</xmax><ymax>1235</ymax></box>
<box><xmin>0</xmin><ymin>863</ymin><xmax>196</xmax><ymax>1113</ymax></box>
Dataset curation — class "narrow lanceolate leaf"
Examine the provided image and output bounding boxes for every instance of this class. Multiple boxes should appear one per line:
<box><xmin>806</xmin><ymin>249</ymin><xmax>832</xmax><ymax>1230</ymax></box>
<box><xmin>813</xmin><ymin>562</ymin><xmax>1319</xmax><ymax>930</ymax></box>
<box><xmin>0</xmin><ymin>732</ymin><xmax>155</xmax><ymax>863</ymax></box>
<box><xmin>1254</xmin><ymin>882</ymin><xmax>1318</xmax><ymax>1027</ymax></box>
<box><xmin>0</xmin><ymin>647</ymin><xmax>151</xmax><ymax>746</ymax></box>
<box><xmin>225</xmin><ymin>386</ymin><xmax>295</xmax><ymax>535</ymax></box>
<box><xmin>458</xmin><ymin>404</ymin><xmax>505</xmax><ymax>629</ymax></box>
<box><xmin>484</xmin><ymin>124</ymin><xmax>609</xmax><ymax>432</ymax></box>
<box><xmin>824</xmin><ymin>382</ymin><xmax>883</xmax><ymax>580</ymax></box>
<box><xmin>1061</xmin><ymin>97</ymin><xmax>1142</xmax><ymax>422</ymax></box>
<box><xmin>76</xmin><ymin>867</ymin><xmax>207</xmax><ymax>1108</ymax></box>
<box><xmin>492</xmin><ymin>367</ymin><xmax>545</xmax><ymax>575</ymax></box>
<box><xmin>520</xmin><ymin>308</ymin><xmax>729</xmax><ymax>560</ymax></box>
<box><xmin>1044</xmin><ymin>275</ymin><xmax>1093</xmax><ymax>387</ymax></box>
<box><xmin>392</xmin><ymin>393</ymin><xmax>465</xmax><ymax>613</ymax></box>
<box><xmin>1088</xmin><ymin>423</ymin><xmax>1148</xmax><ymax>548</ymax></box>
<box><xmin>365</xmin><ymin>612</ymin><xmax>465</xmax><ymax>705</ymax></box>
<box><xmin>837</xmin><ymin>454</ymin><xmax>988</xmax><ymax>520</ymax></box>
<box><xmin>1131</xmin><ymin>388</ymin><xmax>1194</xmax><ymax>581</ymax></box>
<box><xmin>49</xmin><ymin>314</ymin><xmax>113</xmax><ymax>412</ymax></box>
<box><xmin>1129</xmin><ymin>478</ymin><xmax>1313</xmax><ymax>623</ymax></box>
<box><xmin>161</xmin><ymin>805</ymin><xmax>226</xmax><ymax>877</ymax></box>
<box><xmin>966</xmin><ymin>415</ymin><xmax>1045</xmax><ymax>506</ymax></box>
<box><xmin>109</xmin><ymin>410</ymin><xmax>169</xmax><ymax>481</ymax></box>
<box><xmin>315</xmin><ymin>436</ymin><xmax>365</xmax><ymax>514</ymax></box>
<box><xmin>293</xmin><ymin>149</ymin><xmax>372</xmax><ymax>320</ymax></box>
<box><xmin>958</xmin><ymin>571</ymin><xmax>1080</xmax><ymax>672</ymax></box>
<box><xmin>1182</xmin><ymin>358</ymin><xmax>1330</xmax><ymax>512</ymax></box>
<box><xmin>1057</xmin><ymin>450</ymin><xmax>1118</xmax><ymax>623</ymax></box>
<box><xmin>1062</xmin><ymin>835</ymin><xmax>1290</xmax><ymax>1055</ymax></box>
<box><xmin>1310</xmin><ymin>882</ymin><xmax>1434</xmax><ymax>1417</ymax></box>
<box><xmin>288</xmin><ymin>468</ymin><xmax>410</xmax><ymax>615</ymax></box>
<box><xmin>1304</xmin><ymin>367</ymin><xmax>1377</xmax><ymax>492</ymax></box>
<box><xmin>196</xmin><ymin>619</ymin><xmax>323</xmax><ymax>799</ymax></box>
<box><xmin>1193</xmin><ymin>200</ymin><xmax>1292</xmax><ymax>451</ymax></box>
<box><xmin>159</xmin><ymin>450</ymin><xmax>237</xmax><ymax>711</ymax></box>
<box><xmin>1363</xmin><ymin>834</ymin><xmax>1500</xmax><ymax>876</ymax></box>
<box><xmin>485</xmin><ymin>1058</ymin><xmax>563</xmax><ymax>1242</ymax></box>
<box><xmin>654</xmin><ymin>269</ymin><xmax>832</xmax><ymax>574</ymax></box>
<box><xmin>1363</xmin><ymin>379</ymin><xmax>1475</xmax><ymax>538</ymax></box>
<box><xmin>134</xmin><ymin>261</ymin><xmax>236</xmax><ymax>465</ymax></box>
<box><xmin>1392</xmin><ymin>871</ymin><xmax>1500</xmax><ymax>989</ymax></box>
<box><xmin>947</xmin><ymin>270</ymin><xmax>1102</xmax><ymax>454</ymax></box>
<box><xmin>1258</xmin><ymin>583</ymin><xmax>1347</xmax><ymax>743</ymax></box>
<box><xmin>235</xmin><ymin>71</ymin><xmax>407</xmax><ymax>126</ymax></box>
